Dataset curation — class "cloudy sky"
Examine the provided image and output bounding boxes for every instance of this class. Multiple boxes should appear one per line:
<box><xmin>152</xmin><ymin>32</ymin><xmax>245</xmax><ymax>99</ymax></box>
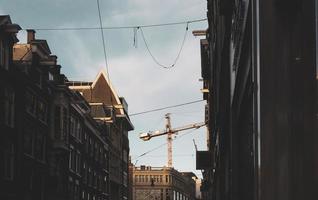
<box><xmin>1</xmin><ymin>0</ymin><xmax>208</xmax><ymax>177</ymax></box>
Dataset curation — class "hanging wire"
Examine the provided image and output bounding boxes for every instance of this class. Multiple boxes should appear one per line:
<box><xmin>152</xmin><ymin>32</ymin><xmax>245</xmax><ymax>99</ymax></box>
<box><xmin>139</xmin><ymin>22</ymin><xmax>189</xmax><ymax>69</ymax></box>
<box><xmin>133</xmin><ymin>27</ymin><xmax>139</xmax><ymax>48</ymax></box>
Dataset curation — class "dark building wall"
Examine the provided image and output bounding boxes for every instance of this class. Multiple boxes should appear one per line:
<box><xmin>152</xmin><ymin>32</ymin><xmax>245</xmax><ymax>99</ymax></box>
<box><xmin>0</xmin><ymin>17</ymin><xmax>112</xmax><ymax>200</ymax></box>
<box><xmin>68</xmin><ymin>72</ymin><xmax>133</xmax><ymax>200</ymax></box>
<box><xmin>201</xmin><ymin>1</ymin><xmax>318</xmax><ymax>200</ymax></box>
<box><xmin>258</xmin><ymin>1</ymin><xmax>317</xmax><ymax>199</ymax></box>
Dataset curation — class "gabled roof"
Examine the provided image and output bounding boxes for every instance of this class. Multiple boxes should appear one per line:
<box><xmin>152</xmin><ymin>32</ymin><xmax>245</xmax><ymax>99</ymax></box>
<box><xmin>68</xmin><ymin>70</ymin><xmax>123</xmax><ymax>115</ymax></box>
<box><xmin>92</xmin><ymin>70</ymin><xmax>122</xmax><ymax>107</ymax></box>
<box><xmin>68</xmin><ymin>69</ymin><xmax>134</xmax><ymax>130</ymax></box>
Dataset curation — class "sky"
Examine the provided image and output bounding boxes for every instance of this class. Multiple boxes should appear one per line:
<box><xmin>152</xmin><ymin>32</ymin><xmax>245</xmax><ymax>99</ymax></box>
<box><xmin>0</xmin><ymin>0</ymin><xmax>208</xmax><ymax>178</ymax></box>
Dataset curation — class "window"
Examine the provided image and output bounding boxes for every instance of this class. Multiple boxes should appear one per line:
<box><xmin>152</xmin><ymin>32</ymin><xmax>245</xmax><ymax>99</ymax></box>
<box><xmin>37</xmin><ymin>100</ymin><xmax>47</xmax><ymax>123</ymax></box>
<box><xmin>4</xmin><ymin>86</ymin><xmax>15</xmax><ymax>127</ymax></box>
<box><xmin>123</xmin><ymin>172</ymin><xmax>127</xmax><ymax>187</ymax></box>
<box><xmin>85</xmin><ymin>135</ymin><xmax>89</xmax><ymax>153</ymax></box>
<box><xmin>70</xmin><ymin>115</ymin><xmax>76</xmax><ymax>137</ymax></box>
<box><xmin>54</xmin><ymin>106</ymin><xmax>61</xmax><ymax>139</ymax></box>
<box><xmin>70</xmin><ymin>115</ymin><xmax>82</xmax><ymax>141</ymax></box>
<box><xmin>74</xmin><ymin>181</ymin><xmax>80</xmax><ymax>200</ymax></box>
<box><xmin>93</xmin><ymin>171</ymin><xmax>97</xmax><ymax>188</ymax></box>
<box><xmin>69</xmin><ymin>145</ymin><xmax>76</xmax><ymax>171</ymax></box>
<box><xmin>90</xmin><ymin>139</ymin><xmax>94</xmax><ymax>157</ymax></box>
<box><xmin>104</xmin><ymin>152</ymin><xmax>108</xmax><ymax>170</ymax></box>
<box><xmin>135</xmin><ymin>175</ymin><xmax>138</xmax><ymax>182</ymax></box>
<box><xmin>75</xmin><ymin>151</ymin><xmax>81</xmax><ymax>174</ymax></box>
<box><xmin>33</xmin><ymin>69</ymin><xmax>42</xmax><ymax>88</ymax></box>
<box><xmin>69</xmin><ymin>180</ymin><xmax>74</xmax><ymax>200</ymax></box>
<box><xmin>83</xmin><ymin>162</ymin><xmax>88</xmax><ymax>184</ymax></box>
<box><xmin>4</xmin><ymin>142</ymin><xmax>14</xmax><ymax>180</ymax></box>
<box><xmin>54</xmin><ymin>106</ymin><xmax>68</xmax><ymax>140</ymax></box>
<box><xmin>0</xmin><ymin>40</ymin><xmax>10</xmax><ymax>70</ymax></box>
<box><xmin>35</xmin><ymin>132</ymin><xmax>46</xmax><ymax>161</ymax></box>
<box><xmin>161</xmin><ymin>189</ymin><xmax>163</xmax><ymax>200</ymax></box>
<box><xmin>95</xmin><ymin>142</ymin><xmax>99</xmax><ymax>161</ymax></box>
<box><xmin>123</xmin><ymin>150</ymin><xmax>128</xmax><ymax>163</ymax></box>
<box><xmin>0</xmin><ymin>40</ymin><xmax>4</xmax><ymax>67</ymax></box>
<box><xmin>23</xmin><ymin>126</ymin><xmax>34</xmax><ymax>156</ymax></box>
<box><xmin>76</xmin><ymin>121</ymin><xmax>82</xmax><ymax>141</ymax></box>
<box><xmin>62</xmin><ymin>108</ymin><xmax>68</xmax><ymax>139</ymax></box>
<box><xmin>88</xmin><ymin>167</ymin><xmax>92</xmax><ymax>186</ymax></box>
<box><xmin>25</xmin><ymin>90</ymin><xmax>36</xmax><ymax>116</ymax></box>
<box><xmin>49</xmin><ymin>72</ymin><xmax>54</xmax><ymax>81</ymax></box>
<box><xmin>103</xmin><ymin>176</ymin><xmax>108</xmax><ymax>193</ymax></box>
<box><xmin>99</xmin><ymin>148</ymin><xmax>103</xmax><ymax>164</ymax></box>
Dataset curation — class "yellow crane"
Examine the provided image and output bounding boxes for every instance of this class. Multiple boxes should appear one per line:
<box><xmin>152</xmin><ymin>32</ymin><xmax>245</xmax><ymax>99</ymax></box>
<box><xmin>139</xmin><ymin>113</ymin><xmax>205</xmax><ymax>168</ymax></box>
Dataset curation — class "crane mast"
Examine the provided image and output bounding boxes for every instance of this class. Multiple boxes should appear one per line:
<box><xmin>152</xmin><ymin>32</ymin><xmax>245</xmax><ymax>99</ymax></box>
<box><xmin>139</xmin><ymin>113</ymin><xmax>205</xmax><ymax>168</ymax></box>
<box><xmin>166</xmin><ymin>114</ymin><xmax>173</xmax><ymax>168</ymax></box>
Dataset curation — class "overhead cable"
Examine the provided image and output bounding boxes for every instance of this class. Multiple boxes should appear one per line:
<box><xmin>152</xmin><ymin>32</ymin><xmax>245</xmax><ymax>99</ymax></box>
<box><xmin>96</xmin><ymin>0</ymin><xmax>113</xmax><ymax>104</ymax></box>
<box><xmin>139</xmin><ymin>22</ymin><xmax>188</xmax><ymax>69</ymax></box>
<box><xmin>130</xmin><ymin>99</ymin><xmax>204</xmax><ymax>116</ymax></box>
<box><xmin>96</xmin><ymin>0</ymin><xmax>109</xmax><ymax>72</ymax></box>
<box><xmin>23</xmin><ymin>18</ymin><xmax>207</xmax><ymax>31</ymax></box>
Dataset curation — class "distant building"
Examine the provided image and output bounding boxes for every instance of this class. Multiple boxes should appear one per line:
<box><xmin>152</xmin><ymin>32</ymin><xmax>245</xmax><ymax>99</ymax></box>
<box><xmin>132</xmin><ymin>166</ymin><xmax>196</xmax><ymax>200</ymax></box>
<box><xmin>194</xmin><ymin>178</ymin><xmax>202</xmax><ymax>200</ymax></box>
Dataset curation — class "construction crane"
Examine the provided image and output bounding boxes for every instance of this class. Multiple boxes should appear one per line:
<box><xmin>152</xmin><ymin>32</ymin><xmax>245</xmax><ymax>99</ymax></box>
<box><xmin>139</xmin><ymin>113</ymin><xmax>205</xmax><ymax>168</ymax></box>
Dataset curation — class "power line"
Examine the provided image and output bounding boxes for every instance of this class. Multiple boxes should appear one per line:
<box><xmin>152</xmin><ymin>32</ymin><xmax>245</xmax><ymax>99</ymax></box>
<box><xmin>130</xmin><ymin>99</ymin><xmax>204</xmax><ymax>116</ymax></box>
<box><xmin>96</xmin><ymin>0</ymin><xmax>109</xmax><ymax>73</ymax></box>
<box><xmin>23</xmin><ymin>18</ymin><xmax>207</xmax><ymax>31</ymax></box>
<box><xmin>96</xmin><ymin>0</ymin><xmax>113</xmax><ymax>105</ymax></box>
<box><xmin>139</xmin><ymin>22</ymin><xmax>188</xmax><ymax>69</ymax></box>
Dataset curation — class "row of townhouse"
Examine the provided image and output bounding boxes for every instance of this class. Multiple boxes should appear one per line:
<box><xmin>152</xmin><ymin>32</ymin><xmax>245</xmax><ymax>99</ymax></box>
<box><xmin>0</xmin><ymin>15</ymin><xmax>134</xmax><ymax>200</ymax></box>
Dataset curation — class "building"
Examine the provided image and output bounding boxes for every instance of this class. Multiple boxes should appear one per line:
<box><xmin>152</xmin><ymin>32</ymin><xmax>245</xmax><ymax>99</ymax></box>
<box><xmin>132</xmin><ymin>166</ymin><xmax>196</xmax><ymax>200</ymax></box>
<box><xmin>197</xmin><ymin>1</ymin><xmax>318</xmax><ymax>200</ymax></box>
<box><xmin>12</xmin><ymin>29</ymin><xmax>112</xmax><ymax>200</ymax></box>
<box><xmin>1</xmin><ymin>15</ymin><xmax>133</xmax><ymax>200</ymax></box>
<box><xmin>67</xmin><ymin>70</ymin><xmax>134</xmax><ymax>200</ymax></box>
<box><xmin>0</xmin><ymin>15</ymin><xmax>22</xmax><ymax>200</ymax></box>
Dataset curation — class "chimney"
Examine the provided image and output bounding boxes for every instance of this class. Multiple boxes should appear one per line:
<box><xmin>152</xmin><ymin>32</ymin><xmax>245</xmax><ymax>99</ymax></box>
<box><xmin>27</xmin><ymin>29</ymin><xmax>36</xmax><ymax>43</ymax></box>
<box><xmin>50</xmin><ymin>55</ymin><xmax>58</xmax><ymax>65</ymax></box>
